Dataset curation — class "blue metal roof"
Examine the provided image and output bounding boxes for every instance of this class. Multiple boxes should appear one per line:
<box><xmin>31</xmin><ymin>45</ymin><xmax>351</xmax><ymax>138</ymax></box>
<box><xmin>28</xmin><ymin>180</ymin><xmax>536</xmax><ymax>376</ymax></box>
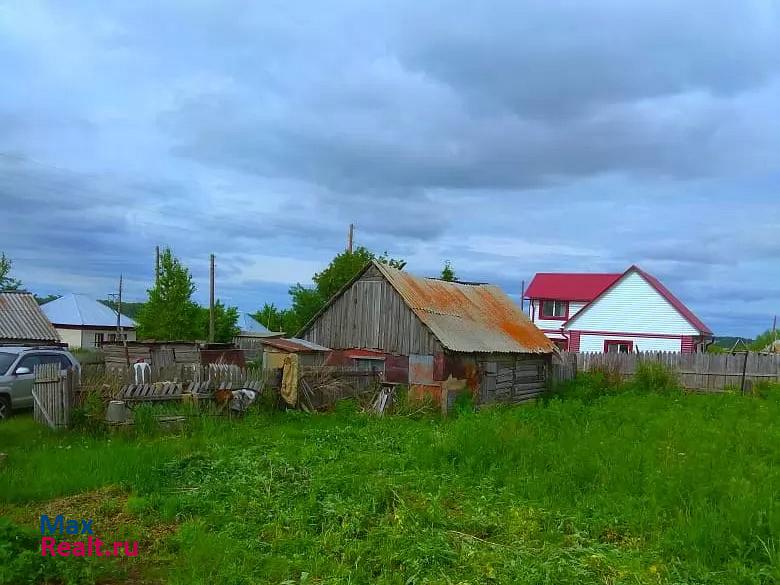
<box><xmin>41</xmin><ymin>293</ymin><xmax>135</xmax><ymax>328</ymax></box>
<box><xmin>237</xmin><ymin>312</ymin><xmax>271</xmax><ymax>334</ymax></box>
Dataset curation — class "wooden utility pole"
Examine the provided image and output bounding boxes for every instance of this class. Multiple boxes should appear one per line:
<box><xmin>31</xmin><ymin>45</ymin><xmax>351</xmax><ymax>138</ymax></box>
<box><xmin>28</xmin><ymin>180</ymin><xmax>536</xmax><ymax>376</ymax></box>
<box><xmin>520</xmin><ymin>280</ymin><xmax>526</xmax><ymax>312</ymax></box>
<box><xmin>117</xmin><ymin>274</ymin><xmax>130</xmax><ymax>367</ymax></box>
<box><xmin>155</xmin><ymin>246</ymin><xmax>160</xmax><ymax>285</ymax></box>
<box><xmin>209</xmin><ymin>254</ymin><xmax>215</xmax><ymax>343</ymax></box>
<box><xmin>347</xmin><ymin>223</ymin><xmax>354</xmax><ymax>254</ymax></box>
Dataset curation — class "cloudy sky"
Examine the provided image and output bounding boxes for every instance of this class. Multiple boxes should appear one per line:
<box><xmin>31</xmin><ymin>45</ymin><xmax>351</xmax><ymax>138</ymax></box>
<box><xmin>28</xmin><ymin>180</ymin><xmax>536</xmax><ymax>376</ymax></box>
<box><xmin>1</xmin><ymin>1</ymin><xmax>778</xmax><ymax>336</ymax></box>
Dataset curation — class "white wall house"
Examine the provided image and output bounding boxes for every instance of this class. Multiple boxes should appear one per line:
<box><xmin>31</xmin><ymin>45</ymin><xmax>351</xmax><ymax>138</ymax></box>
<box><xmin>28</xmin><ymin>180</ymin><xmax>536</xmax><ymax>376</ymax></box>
<box><xmin>525</xmin><ymin>266</ymin><xmax>712</xmax><ymax>353</ymax></box>
<box><xmin>41</xmin><ymin>293</ymin><xmax>136</xmax><ymax>350</ymax></box>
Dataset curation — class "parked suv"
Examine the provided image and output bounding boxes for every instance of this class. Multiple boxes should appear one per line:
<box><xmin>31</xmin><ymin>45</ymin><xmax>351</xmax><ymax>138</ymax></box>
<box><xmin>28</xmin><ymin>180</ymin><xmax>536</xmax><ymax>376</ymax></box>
<box><xmin>0</xmin><ymin>346</ymin><xmax>80</xmax><ymax>420</ymax></box>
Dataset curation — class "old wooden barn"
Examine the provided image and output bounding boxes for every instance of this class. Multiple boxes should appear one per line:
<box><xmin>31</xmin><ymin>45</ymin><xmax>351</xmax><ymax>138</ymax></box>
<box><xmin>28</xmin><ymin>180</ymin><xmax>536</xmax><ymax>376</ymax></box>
<box><xmin>299</xmin><ymin>261</ymin><xmax>556</xmax><ymax>405</ymax></box>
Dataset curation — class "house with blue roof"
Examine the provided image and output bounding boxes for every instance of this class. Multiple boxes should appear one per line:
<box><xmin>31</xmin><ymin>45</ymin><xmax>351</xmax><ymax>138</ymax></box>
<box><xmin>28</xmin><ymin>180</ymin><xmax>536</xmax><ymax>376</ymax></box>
<box><xmin>41</xmin><ymin>293</ymin><xmax>136</xmax><ymax>349</ymax></box>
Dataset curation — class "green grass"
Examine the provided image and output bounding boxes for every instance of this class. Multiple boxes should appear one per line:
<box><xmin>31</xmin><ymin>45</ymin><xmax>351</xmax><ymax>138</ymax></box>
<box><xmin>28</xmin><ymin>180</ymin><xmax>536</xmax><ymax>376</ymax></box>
<box><xmin>1</xmin><ymin>382</ymin><xmax>779</xmax><ymax>584</ymax></box>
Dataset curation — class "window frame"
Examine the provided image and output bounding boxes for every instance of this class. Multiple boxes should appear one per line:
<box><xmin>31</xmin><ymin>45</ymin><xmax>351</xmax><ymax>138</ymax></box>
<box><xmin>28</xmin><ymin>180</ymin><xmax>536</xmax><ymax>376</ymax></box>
<box><xmin>539</xmin><ymin>299</ymin><xmax>569</xmax><ymax>321</ymax></box>
<box><xmin>604</xmin><ymin>340</ymin><xmax>634</xmax><ymax>354</ymax></box>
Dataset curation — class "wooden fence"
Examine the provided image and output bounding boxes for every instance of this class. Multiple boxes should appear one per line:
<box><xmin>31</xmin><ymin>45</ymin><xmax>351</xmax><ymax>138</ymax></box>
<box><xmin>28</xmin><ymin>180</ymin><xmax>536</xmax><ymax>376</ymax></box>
<box><xmin>552</xmin><ymin>351</ymin><xmax>780</xmax><ymax>392</ymax></box>
<box><xmin>33</xmin><ymin>364</ymin><xmax>78</xmax><ymax>430</ymax></box>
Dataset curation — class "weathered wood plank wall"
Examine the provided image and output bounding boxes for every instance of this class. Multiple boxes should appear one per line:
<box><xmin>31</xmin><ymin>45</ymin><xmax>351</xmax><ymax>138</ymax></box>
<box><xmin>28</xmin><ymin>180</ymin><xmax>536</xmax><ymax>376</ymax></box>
<box><xmin>552</xmin><ymin>351</ymin><xmax>780</xmax><ymax>391</ymax></box>
<box><xmin>302</xmin><ymin>265</ymin><xmax>442</xmax><ymax>355</ymax></box>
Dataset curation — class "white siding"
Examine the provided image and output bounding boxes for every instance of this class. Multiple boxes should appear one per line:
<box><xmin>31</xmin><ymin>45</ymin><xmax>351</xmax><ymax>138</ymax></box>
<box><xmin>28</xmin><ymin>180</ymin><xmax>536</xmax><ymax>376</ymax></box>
<box><xmin>565</xmin><ymin>271</ymin><xmax>699</xmax><ymax>336</ymax></box>
<box><xmin>579</xmin><ymin>333</ymin><xmax>682</xmax><ymax>353</ymax></box>
<box><xmin>568</xmin><ymin>301</ymin><xmax>587</xmax><ymax>319</ymax></box>
<box><xmin>56</xmin><ymin>328</ymin><xmax>82</xmax><ymax>349</ymax></box>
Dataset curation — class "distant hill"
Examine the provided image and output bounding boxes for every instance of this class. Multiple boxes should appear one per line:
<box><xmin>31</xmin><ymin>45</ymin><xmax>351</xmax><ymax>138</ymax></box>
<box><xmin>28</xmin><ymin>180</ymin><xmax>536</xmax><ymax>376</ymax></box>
<box><xmin>712</xmin><ymin>336</ymin><xmax>754</xmax><ymax>350</ymax></box>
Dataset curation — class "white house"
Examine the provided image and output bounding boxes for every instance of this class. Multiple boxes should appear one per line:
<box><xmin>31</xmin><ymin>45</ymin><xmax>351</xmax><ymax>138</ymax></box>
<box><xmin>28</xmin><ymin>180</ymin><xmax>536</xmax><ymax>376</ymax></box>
<box><xmin>525</xmin><ymin>266</ymin><xmax>712</xmax><ymax>353</ymax></box>
<box><xmin>41</xmin><ymin>293</ymin><xmax>136</xmax><ymax>349</ymax></box>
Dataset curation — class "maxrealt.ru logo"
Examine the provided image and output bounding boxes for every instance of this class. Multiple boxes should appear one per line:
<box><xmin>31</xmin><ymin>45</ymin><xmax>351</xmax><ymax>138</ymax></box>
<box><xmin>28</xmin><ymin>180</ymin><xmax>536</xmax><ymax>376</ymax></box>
<box><xmin>40</xmin><ymin>514</ymin><xmax>138</xmax><ymax>558</ymax></box>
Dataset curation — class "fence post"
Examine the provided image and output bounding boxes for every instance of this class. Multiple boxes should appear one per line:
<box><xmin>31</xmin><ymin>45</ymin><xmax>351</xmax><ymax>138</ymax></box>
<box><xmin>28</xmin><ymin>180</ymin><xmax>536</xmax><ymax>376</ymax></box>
<box><xmin>740</xmin><ymin>351</ymin><xmax>749</xmax><ymax>394</ymax></box>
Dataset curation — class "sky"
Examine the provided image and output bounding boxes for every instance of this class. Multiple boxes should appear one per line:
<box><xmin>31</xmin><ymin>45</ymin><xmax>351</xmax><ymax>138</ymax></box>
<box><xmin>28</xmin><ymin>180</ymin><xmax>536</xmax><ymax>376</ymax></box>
<box><xmin>0</xmin><ymin>1</ymin><xmax>778</xmax><ymax>337</ymax></box>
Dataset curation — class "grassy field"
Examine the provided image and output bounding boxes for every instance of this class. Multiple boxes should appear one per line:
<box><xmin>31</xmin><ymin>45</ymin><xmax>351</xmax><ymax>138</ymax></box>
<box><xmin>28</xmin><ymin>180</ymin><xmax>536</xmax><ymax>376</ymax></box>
<box><xmin>1</xmin><ymin>378</ymin><xmax>779</xmax><ymax>584</ymax></box>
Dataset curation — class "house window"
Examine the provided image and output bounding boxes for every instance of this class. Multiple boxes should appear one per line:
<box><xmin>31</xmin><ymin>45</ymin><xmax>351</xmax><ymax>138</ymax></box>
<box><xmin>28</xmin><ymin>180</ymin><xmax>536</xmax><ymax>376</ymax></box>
<box><xmin>94</xmin><ymin>333</ymin><xmax>105</xmax><ymax>346</ymax></box>
<box><xmin>553</xmin><ymin>339</ymin><xmax>568</xmax><ymax>351</ymax></box>
<box><xmin>540</xmin><ymin>300</ymin><xmax>568</xmax><ymax>319</ymax></box>
<box><xmin>604</xmin><ymin>340</ymin><xmax>633</xmax><ymax>353</ymax></box>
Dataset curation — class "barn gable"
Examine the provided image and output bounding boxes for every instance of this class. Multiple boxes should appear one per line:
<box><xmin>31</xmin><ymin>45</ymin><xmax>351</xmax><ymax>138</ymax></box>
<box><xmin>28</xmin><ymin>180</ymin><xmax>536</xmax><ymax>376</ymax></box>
<box><xmin>300</xmin><ymin>263</ymin><xmax>443</xmax><ymax>355</ymax></box>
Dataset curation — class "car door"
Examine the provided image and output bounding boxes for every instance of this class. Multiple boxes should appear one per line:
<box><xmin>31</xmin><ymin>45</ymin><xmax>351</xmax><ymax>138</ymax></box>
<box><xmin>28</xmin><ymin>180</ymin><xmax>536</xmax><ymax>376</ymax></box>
<box><xmin>10</xmin><ymin>354</ymin><xmax>41</xmax><ymax>409</ymax></box>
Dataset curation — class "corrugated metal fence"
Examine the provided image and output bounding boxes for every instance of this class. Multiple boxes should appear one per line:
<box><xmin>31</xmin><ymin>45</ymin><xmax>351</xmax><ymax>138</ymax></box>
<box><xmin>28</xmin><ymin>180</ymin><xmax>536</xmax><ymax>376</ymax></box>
<box><xmin>552</xmin><ymin>351</ymin><xmax>780</xmax><ymax>392</ymax></box>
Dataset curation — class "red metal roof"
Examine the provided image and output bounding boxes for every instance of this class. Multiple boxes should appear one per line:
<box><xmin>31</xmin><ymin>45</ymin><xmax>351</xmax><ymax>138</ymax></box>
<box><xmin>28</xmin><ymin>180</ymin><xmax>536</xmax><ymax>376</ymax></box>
<box><xmin>525</xmin><ymin>273</ymin><xmax>621</xmax><ymax>301</ymax></box>
<box><xmin>631</xmin><ymin>266</ymin><xmax>712</xmax><ymax>335</ymax></box>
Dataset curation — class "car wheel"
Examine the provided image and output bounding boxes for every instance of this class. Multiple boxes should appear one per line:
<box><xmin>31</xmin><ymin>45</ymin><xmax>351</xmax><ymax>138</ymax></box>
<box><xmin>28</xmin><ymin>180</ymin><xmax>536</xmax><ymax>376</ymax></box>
<box><xmin>0</xmin><ymin>396</ymin><xmax>10</xmax><ymax>421</ymax></box>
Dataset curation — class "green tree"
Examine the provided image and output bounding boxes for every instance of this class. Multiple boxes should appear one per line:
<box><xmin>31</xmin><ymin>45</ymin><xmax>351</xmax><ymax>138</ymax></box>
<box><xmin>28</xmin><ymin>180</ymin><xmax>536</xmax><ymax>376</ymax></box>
<box><xmin>440</xmin><ymin>260</ymin><xmax>457</xmax><ymax>282</ymax></box>
<box><xmin>251</xmin><ymin>303</ymin><xmax>288</xmax><ymax>332</ymax></box>
<box><xmin>751</xmin><ymin>329</ymin><xmax>779</xmax><ymax>352</ymax></box>
<box><xmin>198</xmin><ymin>301</ymin><xmax>240</xmax><ymax>343</ymax></box>
<box><xmin>0</xmin><ymin>253</ymin><xmax>22</xmax><ymax>291</ymax></box>
<box><xmin>135</xmin><ymin>248</ymin><xmax>202</xmax><ymax>340</ymax></box>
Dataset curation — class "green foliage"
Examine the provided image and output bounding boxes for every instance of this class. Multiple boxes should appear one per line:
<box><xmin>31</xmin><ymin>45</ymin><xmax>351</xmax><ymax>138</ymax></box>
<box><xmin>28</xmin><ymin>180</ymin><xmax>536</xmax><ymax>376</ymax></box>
<box><xmin>34</xmin><ymin>294</ymin><xmax>60</xmax><ymax>305</ymax></box>
<box><xmin>630</xmin><ymin>362</ymin><xmax>680</xmax><ymax>394</ymax></box>
<box><xmin>197</xmin><ymin>300</ymin><xmax>240</xmax><ymax>343</ymax></box>
<box><xmin>99</xmin><ymin>299</ymin><xmax>146</xmax><ymax>319</ymax></box>
<box><xmin>0</xmin><ymin>517</ymin><xmax>114</xmax><ymax>584</ymax></box>
<box><xmin>70</xmin><ymin>388</ymin><xmax>108</xmax><ymax>436</ymax></box>
<box><xmin>440</xmin><ymin>260</ymin><xmax>457</xmax><ymax>282</ymax></box>
<box><xmin>751</xmin><ymin>328</ymin><xmax>779</xmax><ymax>352</ymax></box>
<box><xmin>0</xmin><ymin>252</ymin><xmax>22</xmax><ymax>291</ymax></box>
<box><xmin>252</xmin><ymin>302</ymin><xmax>287</xmax><ymax>332</ymax></box>
<box><xmin>135</xmin><ymin>248</ymin><xmax>202</xmax><ymax>341</ymax></box>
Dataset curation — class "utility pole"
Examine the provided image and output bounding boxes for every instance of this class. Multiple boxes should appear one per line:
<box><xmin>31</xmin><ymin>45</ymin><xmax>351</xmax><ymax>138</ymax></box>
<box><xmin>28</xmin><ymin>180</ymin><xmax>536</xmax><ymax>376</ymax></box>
<box><xmin>155</xmin><ymin>246</ymin><xmax>160</xmax><ymax>285</ymax></box>
<box><xmin>520</xmin><ymin>279</ymin><xmax>526</xmax><ymax>313</ymax></box>
<box><xmin>347</xmin><ymin>223</ymin><xmax>354</xmax><ymax>254</ymax></box>
<box><xmin>209</xmin><ymin>254</ymin><xmax>215</xmax><ymax>344</ymax></box>
<box><xmin>117</xmin><ymin>274</ymin><xmax>130</xmax><ymax>367</ymax></box>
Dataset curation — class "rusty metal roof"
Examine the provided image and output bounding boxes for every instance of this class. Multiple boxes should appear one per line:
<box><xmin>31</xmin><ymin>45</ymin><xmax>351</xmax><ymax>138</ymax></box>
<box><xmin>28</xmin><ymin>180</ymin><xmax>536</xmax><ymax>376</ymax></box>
<box><xmin>375</xmin><ymin>262</ymin><xmax>555</xmax><ymax>354</ymax></box>
<box><xmin>261</xmin><ymin>337</ymin><xmax>331</xmax><ymax>353</ymax></box>
<box><xmin>0</xmin><ymin>291</ymin><xmax>60</xmax><ymax>343</ymax></box>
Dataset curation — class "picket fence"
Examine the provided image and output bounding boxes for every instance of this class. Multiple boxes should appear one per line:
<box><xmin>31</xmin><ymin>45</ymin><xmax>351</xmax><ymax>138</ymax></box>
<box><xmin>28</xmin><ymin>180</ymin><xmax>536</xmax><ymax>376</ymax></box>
<box><xmin>552</xmin><ymin>351</ymin><xmax>780</xmax><ymax>392</ymax></box>
<box><xmin>33</xmin><ymin>364</ymin><xmax>78</xmax><ymax>430</ymax></box>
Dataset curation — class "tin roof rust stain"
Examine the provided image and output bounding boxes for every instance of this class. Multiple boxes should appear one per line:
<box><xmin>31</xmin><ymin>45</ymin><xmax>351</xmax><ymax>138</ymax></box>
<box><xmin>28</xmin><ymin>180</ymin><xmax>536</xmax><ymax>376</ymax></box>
<box><xmin>376</xmin><ymin>262</ymin><xmax>554</xmax><ymax>354</ymax></box>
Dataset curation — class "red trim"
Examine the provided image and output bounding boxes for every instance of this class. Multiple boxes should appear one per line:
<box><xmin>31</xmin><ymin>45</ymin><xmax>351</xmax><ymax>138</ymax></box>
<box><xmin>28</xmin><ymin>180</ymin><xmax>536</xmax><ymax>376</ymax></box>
<box><xmin>604</xmin><ymin>340</ymin><xmax>634</xmax><ymax>353</ymax></box>
<box><xmin>568</xmin><ymin>329</ymin><xmax>684</xmax><ymax>340</ymax></box>
<box><xmin>569</xmin><ymin>331</ymin><xmax>581</xmax><ymax>352</ymax></box>
<box><xmin>538</xmin><ymin>299</ymin><xmax>569</xmax><ymax>321</ymax></box>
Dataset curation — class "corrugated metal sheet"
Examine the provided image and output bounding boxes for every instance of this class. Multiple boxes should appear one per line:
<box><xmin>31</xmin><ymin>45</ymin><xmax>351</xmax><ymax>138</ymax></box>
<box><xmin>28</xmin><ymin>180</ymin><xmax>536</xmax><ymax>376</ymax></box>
<box><xmin>262</xmin><ymin>337</ymin><xmax>331</xmax><ymax>353</ymax></box>
<box><xmin>376</xmin><ymin>263</ymin><xmax>554</xmax><ymax>354</ymax></box>
<box><xmin>0</xmin><ymin>291</ymin><xmax>60</xmax><ymax>342</ymax></box>
<box><xmin>41</xmin><ymin>293</ymin><xmax>135</xmax><ymax>328</ymax></box>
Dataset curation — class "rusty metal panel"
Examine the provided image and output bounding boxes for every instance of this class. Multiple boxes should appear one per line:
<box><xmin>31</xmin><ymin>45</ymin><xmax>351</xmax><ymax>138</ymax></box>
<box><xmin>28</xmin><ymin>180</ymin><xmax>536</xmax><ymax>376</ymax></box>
<box><xmin>409</xmin><ymin>353</ymin><xmax>434</xmax><ymax>384</ymax></box>
<box><xmin>374</xmin><ymin>262</ymin><xmax>555</xmax><ymax>354</ymax></box>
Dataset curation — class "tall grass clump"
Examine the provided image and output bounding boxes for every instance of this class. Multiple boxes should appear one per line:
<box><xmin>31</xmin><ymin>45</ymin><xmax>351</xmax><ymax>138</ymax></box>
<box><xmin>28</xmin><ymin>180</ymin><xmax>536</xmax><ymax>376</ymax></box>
<box><xmin>548</xmin><ymin>366</ymin><xmax>624</xmax><ymax>403</ymax></box>
<box><xmin>630</xmin><ymin>361</ymin><xmax>680</xmax><ymax>394</ymax></box>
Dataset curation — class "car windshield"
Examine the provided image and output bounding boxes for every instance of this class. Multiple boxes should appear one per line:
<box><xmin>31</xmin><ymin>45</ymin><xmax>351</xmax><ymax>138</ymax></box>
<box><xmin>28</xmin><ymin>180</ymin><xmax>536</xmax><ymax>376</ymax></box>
<box><xmin>0</xmin><ymin>352</ymin><xmax>16</xmax><ymax>375</ymax></box>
